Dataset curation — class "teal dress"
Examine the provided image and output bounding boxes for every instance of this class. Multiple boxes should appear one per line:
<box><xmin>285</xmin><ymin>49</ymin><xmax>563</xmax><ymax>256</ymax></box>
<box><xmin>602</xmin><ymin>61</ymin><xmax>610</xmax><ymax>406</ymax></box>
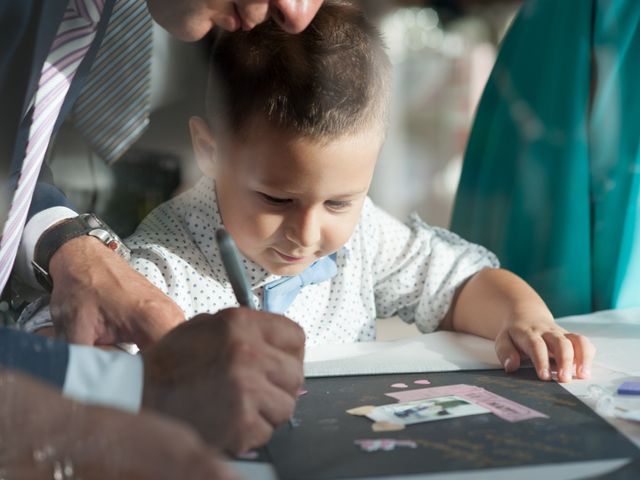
<box><xmin>451</xmin><ymin>0</ymin><xmax>640</xmax><ymax>316</ymax></box>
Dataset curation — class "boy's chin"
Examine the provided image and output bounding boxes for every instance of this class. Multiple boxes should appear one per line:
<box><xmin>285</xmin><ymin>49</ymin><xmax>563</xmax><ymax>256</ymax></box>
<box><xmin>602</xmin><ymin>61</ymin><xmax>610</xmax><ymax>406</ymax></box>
<box><xmin>266</xmin><ymin>262</ymin><xmax>312</xmax><ymax>277</ymax></box>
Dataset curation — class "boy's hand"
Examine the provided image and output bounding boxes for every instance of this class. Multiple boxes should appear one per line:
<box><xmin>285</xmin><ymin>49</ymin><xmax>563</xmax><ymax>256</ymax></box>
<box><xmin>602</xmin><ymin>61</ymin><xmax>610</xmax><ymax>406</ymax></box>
<box><xmin>447</xmin><ymin>269</ymin><xmax>596</xmax><ymax>384</ymax></box>
<box><xmin>494</xmin><ymin>315</ymin><xmax>596</xmax><ymax>383</ymax></box>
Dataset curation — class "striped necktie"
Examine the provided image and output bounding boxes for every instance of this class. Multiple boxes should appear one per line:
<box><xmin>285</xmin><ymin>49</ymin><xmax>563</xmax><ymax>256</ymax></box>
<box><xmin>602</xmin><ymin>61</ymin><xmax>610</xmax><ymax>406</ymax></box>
<box><xmin>73</xmin><ymin>0</ymin><xmax>153</xmax><ymax>165</ymax></box>
<box><xmin>0</xmin><ymin>0</ymin><xmax>106</xmax><ymax>294</ymax></box>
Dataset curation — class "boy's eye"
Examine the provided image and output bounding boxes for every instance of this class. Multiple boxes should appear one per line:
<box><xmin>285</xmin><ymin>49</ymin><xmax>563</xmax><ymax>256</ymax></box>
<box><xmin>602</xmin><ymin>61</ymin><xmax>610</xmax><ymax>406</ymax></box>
<box><xmin>325</xmin><ymin>200</ymin><xmax>352</xmax><ymax>211</ymax></box>
<box><xmin>258</xmin><ymin>192</ymin><xmax>292</xmax><ymax>205</ymax></box>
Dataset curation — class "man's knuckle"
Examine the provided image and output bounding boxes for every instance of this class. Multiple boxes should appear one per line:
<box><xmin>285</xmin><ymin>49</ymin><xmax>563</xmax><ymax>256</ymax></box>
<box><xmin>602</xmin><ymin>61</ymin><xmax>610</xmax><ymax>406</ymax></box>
<box><xmin>224</xmin><ymin>307</ymin><xmax>246</xmax><ymax>323</ymax></box>
<box><xmin>235</xmin><ymin>406</ymin><xmax>258</xmax><ymax>432</ymax></box>
<box><xmin>228</xmin><ymin>339</ymin><xmax>257</xmax><ymax>365</ymax></box>
<box><xmin>224</xmin><ymin>370</ymin><xmax>248</xmax><ymax>399</ymax></box>
<box><xmin>227</xmin><ymin>376</ymin><xmax>258</xmax><ymax>410</ymax></box>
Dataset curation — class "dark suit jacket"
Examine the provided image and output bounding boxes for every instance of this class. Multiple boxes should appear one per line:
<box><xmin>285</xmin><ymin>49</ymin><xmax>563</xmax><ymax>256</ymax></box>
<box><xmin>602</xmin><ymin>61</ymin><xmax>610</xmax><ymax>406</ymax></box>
<box><xmin>0</xmin><ymin>327</ymin><xmax>69</xmax><ymax>388</ymax></box>
<box><xmin>0</xmin><ymin>0</ymin><xmax>115</xmax><ymax>386</ymax></box>
<box><xmin>0</xmin><ymin>0</ymin><xmax>116</xmax><ymax>222</ymax></box>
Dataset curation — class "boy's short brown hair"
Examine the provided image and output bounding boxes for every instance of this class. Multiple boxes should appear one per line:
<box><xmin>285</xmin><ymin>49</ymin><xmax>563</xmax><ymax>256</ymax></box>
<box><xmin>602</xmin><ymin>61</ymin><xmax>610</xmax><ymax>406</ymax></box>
<box><xmin>206</xmin><ymin>1</ymin><xmax>391</xmax><ymax>141</ymax></box>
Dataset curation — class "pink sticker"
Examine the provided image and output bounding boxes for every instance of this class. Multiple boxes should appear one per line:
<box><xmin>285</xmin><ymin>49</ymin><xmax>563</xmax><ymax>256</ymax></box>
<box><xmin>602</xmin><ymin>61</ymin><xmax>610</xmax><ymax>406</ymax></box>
<box><xmin>298</xmin><ymin>389</ymin><xmax>308</xmax><ymax>396</ymax></box>
<box><xmin>459</xmin><ymin>388</ymin><xmax>548</xmax><ymax>422</ymax></box>
<box><xmin>386</xmin><ymin>384</ymin><xmax>478</xmax><ymax>402</ymax></box>
<box><xmin>414</xmin><ymin>379</ymin><xmax>431</xmax><ymax>385</ymax></box>
<box><xmin>386</xmin><ymin>384</ymin><xmax>547</xmax><ymax>423</ymax></box>
<box><xmin>354</xmin><ymin>439</ymin><xmax>418</xmax><ymax>452</ymax></box>
<box><xmin>390</xmin><ymin>383</ymin><xmax>409</xmax><ymax>389</ymax></box>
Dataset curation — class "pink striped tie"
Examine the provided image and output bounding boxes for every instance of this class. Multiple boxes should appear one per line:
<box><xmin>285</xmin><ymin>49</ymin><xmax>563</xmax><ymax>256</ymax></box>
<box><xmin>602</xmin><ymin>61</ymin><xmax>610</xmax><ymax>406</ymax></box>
<box><xmin>0</xmin><ymin>0</ymin><xmax>106</xmax><ymax>293</ymax></box>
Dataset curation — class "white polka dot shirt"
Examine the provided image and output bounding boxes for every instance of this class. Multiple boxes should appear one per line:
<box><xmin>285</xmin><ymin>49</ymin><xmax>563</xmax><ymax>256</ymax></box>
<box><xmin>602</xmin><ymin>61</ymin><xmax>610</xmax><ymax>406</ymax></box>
<box><xmin>126</xmin><ymin>179</ymin><xmax>499</xmax><ymax>346</ymax></box>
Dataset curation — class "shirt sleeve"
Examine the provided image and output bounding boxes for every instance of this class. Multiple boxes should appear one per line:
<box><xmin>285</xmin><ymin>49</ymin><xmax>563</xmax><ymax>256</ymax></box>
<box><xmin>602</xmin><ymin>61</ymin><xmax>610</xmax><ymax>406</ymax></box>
<box><xmin>64</xmin><ymin>345</ymin><xmax>144</xmax><ymax>413</ymax></box>
<box><xmin>15</xmin><ymin>206</ymin><xmax>78</xmax><ymax>289</ymax></box>
<box><xmin>127</xmin><ymin>248</ymin><xmax>171</xmax><ymax>296</ymax></box>
<box><xmin>362</xmin><ymin>199</ymin><xmax>500</xmax><ymax>332</ymax></box>
<box><xmin>125</xmin><ymin>200</ymin><xmax>182</xmax><ymax>299</ymax></box>
<box><xmin>125</xmin><ymin>205</ymin><xmax>202</xmax><ymax>320</ymax></box>
<box><xmin>127</xmin><ymin>243</ymin><xmax>206</xmax><ymax>321</ymax></box>
<box><xmin>0</xmin><ymin>326</ymin><xmax>143</xmax><ymax>413</ymax></box>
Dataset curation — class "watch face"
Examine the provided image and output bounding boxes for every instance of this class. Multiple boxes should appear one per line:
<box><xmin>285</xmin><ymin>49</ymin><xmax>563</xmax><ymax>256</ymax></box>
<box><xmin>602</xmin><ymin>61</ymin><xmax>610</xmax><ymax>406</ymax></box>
<box><xmin>83</xmin><ymin>216</ymin><xmax>132</xmax><ymax>261</ymax></box>
<box><xmin>88</xmin><ymin>228</ymin><xmax>112</xmax><ymax>243</ymax></box>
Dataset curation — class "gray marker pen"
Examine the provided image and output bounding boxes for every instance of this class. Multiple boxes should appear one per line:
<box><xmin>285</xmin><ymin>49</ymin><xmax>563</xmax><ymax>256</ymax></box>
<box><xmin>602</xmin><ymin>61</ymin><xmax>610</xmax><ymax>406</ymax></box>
<box><xmin>215</xmin><ymin>228</ymin><xmax>255</xmax><ymax>309</ymax></box>
<box><xmin>216</xmin><ymin>228</ymin><xmax>301</xmax><ymax>428</ymax></box>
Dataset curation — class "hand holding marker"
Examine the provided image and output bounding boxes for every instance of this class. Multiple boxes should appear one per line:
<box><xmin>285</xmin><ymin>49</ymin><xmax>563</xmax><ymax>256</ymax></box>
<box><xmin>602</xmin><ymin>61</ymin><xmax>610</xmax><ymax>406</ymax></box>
<box><xmin>215</xmin><ymin>228</ymin><xmax>300</xmax><ymax>428</ymax></box>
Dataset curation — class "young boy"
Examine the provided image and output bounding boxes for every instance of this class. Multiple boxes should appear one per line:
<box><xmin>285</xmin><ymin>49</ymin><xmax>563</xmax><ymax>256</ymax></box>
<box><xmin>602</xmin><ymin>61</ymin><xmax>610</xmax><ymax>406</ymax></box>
<box><xmin>24</xmin><ymin>2</ymin><xmax>594</xmax><ymax>383</ymax></box>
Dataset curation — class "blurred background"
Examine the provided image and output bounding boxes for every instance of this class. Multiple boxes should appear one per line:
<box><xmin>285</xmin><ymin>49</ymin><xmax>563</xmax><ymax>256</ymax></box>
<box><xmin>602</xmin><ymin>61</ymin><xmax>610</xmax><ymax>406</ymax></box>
<box><xmin>46</xmin><ymin>0</ymin><xmax>522</xmax><ymax>237</ymax></box>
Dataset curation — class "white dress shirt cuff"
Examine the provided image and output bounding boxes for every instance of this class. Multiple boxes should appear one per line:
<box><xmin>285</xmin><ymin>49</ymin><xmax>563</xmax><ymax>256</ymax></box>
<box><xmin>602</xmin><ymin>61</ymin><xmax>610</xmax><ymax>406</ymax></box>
<box><xmin>16</xmin><ymin>207</ymin><xmax>78</xmax><ymax>289</ymax></box>
<box><xmin>63</xmin><ymin>345</ymin><xmax>144</xmax><ymax>413</ymax></box>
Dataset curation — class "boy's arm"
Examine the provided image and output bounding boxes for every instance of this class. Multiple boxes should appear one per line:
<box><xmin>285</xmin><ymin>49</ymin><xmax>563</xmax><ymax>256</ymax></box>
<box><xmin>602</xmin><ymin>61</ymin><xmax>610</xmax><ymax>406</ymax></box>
<box><xmin>363</xmin><ymin>198</ymin><xmax>499</xmax><ymax>333</ymax></box>
<box><xmin>440</xmin><ymin>268</ymin><xmax>595</xmax><ymax>383</ymax></box>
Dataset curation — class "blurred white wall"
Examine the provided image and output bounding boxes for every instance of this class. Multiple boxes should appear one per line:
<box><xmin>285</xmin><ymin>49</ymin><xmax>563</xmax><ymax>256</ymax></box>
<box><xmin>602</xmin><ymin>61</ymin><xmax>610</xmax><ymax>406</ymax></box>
<box><xmin>370</xmin><ymin>3</ymin><xmax>518</xmax><ymax>228</ymax></box>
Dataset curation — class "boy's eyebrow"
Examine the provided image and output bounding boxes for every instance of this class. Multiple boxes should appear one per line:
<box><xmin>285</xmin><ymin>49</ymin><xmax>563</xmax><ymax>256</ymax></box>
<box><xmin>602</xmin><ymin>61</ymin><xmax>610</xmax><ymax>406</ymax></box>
<box><xmin>329</xmin><ymin>189</ymin><xmax>368</xmax><ymax>199</ymax></box>
<box><xmin>257</xmin><ymin>183</ymin><xmax>368</xmax><ymax>198</ymax></box>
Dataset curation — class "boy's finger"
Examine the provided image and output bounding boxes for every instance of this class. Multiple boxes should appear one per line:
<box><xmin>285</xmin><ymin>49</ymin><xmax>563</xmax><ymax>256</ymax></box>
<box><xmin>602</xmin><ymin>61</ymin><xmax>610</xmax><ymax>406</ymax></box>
<box><xmin>566</xmin><ymin>333</ymin><xmax>596</xmax><ymax>379</ymax></box>
<box><xmin>515</xmin><ymin>333</ymin><xmax>550</xmax><ymax>381</ymax></box>
<box><xmin>542</xmin><ymin>333</ymin><xmax>574</xmax><ymax>383</ymax></box>
<box><xmin>494</xmin><ymin>331</ymin><xmax>521</xmax><ymax>373</ymax></box>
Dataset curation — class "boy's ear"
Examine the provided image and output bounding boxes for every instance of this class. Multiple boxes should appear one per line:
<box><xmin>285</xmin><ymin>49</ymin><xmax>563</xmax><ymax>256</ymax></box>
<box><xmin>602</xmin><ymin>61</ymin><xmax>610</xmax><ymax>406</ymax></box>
<box><xmin>189</xmin><ymin>116</ymin><xmax>218</xmax><ymax>178</ymax></box>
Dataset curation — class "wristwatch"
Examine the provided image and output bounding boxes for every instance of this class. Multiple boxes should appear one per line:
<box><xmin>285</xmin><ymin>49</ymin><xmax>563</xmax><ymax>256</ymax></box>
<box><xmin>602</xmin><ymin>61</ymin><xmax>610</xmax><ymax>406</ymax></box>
<box><xmin>32</xmin><ymin>213</ymin><xmax>131</xmax><ymax>291</ymax></box>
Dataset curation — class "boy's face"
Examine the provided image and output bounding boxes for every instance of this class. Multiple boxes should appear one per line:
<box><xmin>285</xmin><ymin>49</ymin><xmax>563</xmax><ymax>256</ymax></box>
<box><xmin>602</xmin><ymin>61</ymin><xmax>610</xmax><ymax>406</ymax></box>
<box><xmin>147</xmin><ymin>0</ymin><xmax>324</xmax><ymax>41</ymax></box>
<box><xmin>191</xmin><ymin>118</ymin><xmax>383</xmax><ymax>276</ymax></box>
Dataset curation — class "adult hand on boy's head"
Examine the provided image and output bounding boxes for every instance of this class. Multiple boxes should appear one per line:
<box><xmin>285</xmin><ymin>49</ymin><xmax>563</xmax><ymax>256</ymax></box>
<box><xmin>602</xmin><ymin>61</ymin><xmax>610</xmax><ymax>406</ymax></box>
<box><xmin>1</xmin><ymin>369</ymin><xmax>238</xmax><ymax>480</ymax></box>
<box><xmin>49</xmin><ymin>236</ymin><xmax>185</xmax><ymax>348</ymax></box>
<box><xmin>141</xmin><ymin>307</ymin><xmax>306</xmax><ymax>454</ymax></box>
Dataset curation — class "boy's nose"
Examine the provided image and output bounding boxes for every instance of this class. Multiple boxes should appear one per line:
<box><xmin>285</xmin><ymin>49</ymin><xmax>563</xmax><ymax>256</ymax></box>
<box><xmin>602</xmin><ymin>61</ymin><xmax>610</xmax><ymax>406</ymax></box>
<box><xmin>287</xmin><ymin>209</ymin><xmax>321</xmax><ymax>248</ymax></box>
<box><xmin>270</xmin><ymin>0</ymin><xmax>324</xmax><ymax>34</ymax></box>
